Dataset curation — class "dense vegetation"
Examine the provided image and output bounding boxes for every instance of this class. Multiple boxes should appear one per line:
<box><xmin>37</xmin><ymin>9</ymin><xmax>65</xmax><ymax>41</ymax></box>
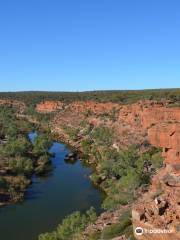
<box><xmin>79</xmin><ymin>125</ymin><xmax>163</xmax><ymax>211</ymax></box>
<box><xmin>0</xmin><ymin>88</ymin><xmax>180</xmax><ymax>105</ymax></box>
<box><xmin>89</xmin><ymin>209</ymin><xmax>133</xmax><ymax>240</ymax></box>
<box><xmin>79</xmin><ymin>127</ymin><xmax>163</xmax><ymax>237</ymax></box>
<box><xmin>0</xmin><ymin>106</ymin><xmax>52</xmax><ymax>204</ymax></box>
<box><xmin>38</xmin><ymin>207</ymin><xmax>97</xmax><ymax>240</ymax></box>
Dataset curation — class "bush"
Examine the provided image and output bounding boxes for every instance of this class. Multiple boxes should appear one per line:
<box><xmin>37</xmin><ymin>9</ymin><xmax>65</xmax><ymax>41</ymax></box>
<box><xmin>64</xmin><ymin>126</ymin><xmax>79</xmax><ymax>140</ymax></box>
<box><xmin>87</xmin><ymin>231</ymin><xmax>101</xmax><ymax>240</ymax></box>
<box><xmin>39</xmin><ymin>207</ymin><xmax>97</xmax><ymax>240</ymax></box>
<box><xmin>38</xmin><ymin>232</ymin><xmax>57</xmax><ymax>240</ymax></box>
<box><xmin>99</xmin><ymin>146</ymin><xmax>163</xmax><ymax>210</ymax></box>
<box><xmin>151</xmin><ymin>152</ymin><xmax>163</xmax><ymax>169</ymax></box>
<box><xmin>8</xmin><ymin>175</ymin><xmax>30</xmax><ymax>192</ymax></box>
<box><xmin>81</xmin><ymin>139</ymin><xmax>92</xmax><ymax>155</ymax></box>
<box><xmin>33</xmin><ymin>134</ymin><xmax>52</xmax><ymax>156</ymax></box>
<box><xmin>101</xmin><ymin>210</ymin><xmax>132</xmax><ymax>239</ymax></box>
<box><xmin>90</xmin><ymin>173</ymin><xmax>102</xmax><ymax>185</ymax></box>
<box><xmin>35</xmin><ymin>154</ymin><xmax>51</xmax><ymax>174</ymax></box>
<box><xmin>91</xmin><ymin>126</ymin><xmax>113</xmax><ymax>146</ymax></box>
<box><xmin>3</xmin><ymin>137</ymin><xmax>31</xmax><ymax>157</ymax></box>
<box><xmin>9</xmin><ymin>156</ymin><xmax>33</xmax><ymax>176</ymax></box>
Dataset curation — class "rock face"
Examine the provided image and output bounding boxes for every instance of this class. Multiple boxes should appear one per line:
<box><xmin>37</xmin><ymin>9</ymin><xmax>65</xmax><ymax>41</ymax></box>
<box><xmin>36</xmin><ymin>100</ymin><xmax>119</xmax><ymax>114</ymax></box>
<box><xmin>51</xmin><ymin>100</ymin><xmax>149</xmax><ymax>150</ymax></box>
<box><xmin>132</xmin><ymin>109</ymin><xmax>180</xmax><ymax>240</ymax></box>
<box><xmin>141</xmin><ymin>107</ymin><xmax>180</xmax><ymax>129</ymax></box>
<box><xmin>148</xmin><ymin>123</ymin><xmax>180</xmax><ymax>165</ymax></box>
<box><xmin>36</xmin><ymin>101</ymin><xmax>64</xmax><ymax>113</ymax></box>
<box><xmin>82</xmin><ymin>205</ymin><xmax>130</xmax><ymax>240</ymax></box>
<box><xmin>68</xmin><ymin>101</ymin><xmax>120</xmax><ymax>115</ymax></box>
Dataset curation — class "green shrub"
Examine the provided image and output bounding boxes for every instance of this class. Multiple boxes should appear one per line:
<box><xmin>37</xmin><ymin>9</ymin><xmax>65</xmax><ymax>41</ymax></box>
<box><xmin>35</xmin><ymin>154</ymin><xmax>51</xmax><ymax>174</ymax></box>
<box><xmin>9</xmin><ymin>175</ymin><xmax>30</xmax><ymax>192</ymax></box>
<box><xmin>81</xmin><ymin>139</ymin><xmax>92</xmax><ymax>155</ymax></box>
<box><xmin>87</xmin><ymin>231</ymin><xmax>101</xmax><ymax>240</ymax></box>
<box><xmin>39</xmin><ymin>207</ymin><xmax>97</xmax><ymax>240</ymax></box>
<box><xmin>3</xmin><ymin>137</ymin><xmax>31</xmax><ymax>157</ymax></box>
<box><xmin>64</xmin><ymin>126</ymin><xmax>79</xmax><ymax>140</ymax></box>
<box><xmin>38</xmin><ymin>232</ymin><xmax>57</xmax><ymax>240</ymax></box>
<box><xmin>101</xmin><ymin>210</ymin><xmax>132</xmax><ymax>239</ymax></box>
<box><xmin>33</xmin><ymin>134</ymin><xmax>52</xmax><ymax>156</ymax></box>
<box><xmin>9</xmin><ymin>156</ymin><xmax>33</xmax><ymax>176</ymax></box>
<box><xmin>91</xmin><ymin>126</ymin><xmax>113</xmax><ymax>146</ymax></box>
<box><xmin>151</xmin><ymin>152</ymin><xmax>163</xmax><ymax>169</ymax></box>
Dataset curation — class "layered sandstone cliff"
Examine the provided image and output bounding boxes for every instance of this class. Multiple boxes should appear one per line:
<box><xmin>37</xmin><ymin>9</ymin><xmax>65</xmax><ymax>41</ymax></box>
<box><xmin>36</xmin><ymin>101</ymin><xmax>64</xmax><ymax>113</ymax></box>
<box><xmin>132</xmin><ymin>113</ymin><xmax>180</xmax><ymax>240</ymax></box>
<box><xmin>36</xmin><ymin>100</ymin><xmax>121</xmax><ymax>115</ymax></box>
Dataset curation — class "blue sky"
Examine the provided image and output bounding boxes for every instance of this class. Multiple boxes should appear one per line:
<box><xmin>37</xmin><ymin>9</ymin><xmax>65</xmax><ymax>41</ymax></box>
<box><xmin>0</xmin><ymin>0</ymin><xmax>180</xmax><ymax>91</ymax></box>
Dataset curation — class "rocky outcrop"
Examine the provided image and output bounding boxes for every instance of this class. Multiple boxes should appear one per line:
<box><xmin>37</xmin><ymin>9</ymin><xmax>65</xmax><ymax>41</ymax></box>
<box><xmin>36</xmin><ymin>100</ymin><xmax>119</xmax><ymax>114</ymax></box>
<box><xmin>132</xmin><ymin>168</ymin><xmax>180</xmax><ymax>239</ymax></box>
<box><xmin>0</xmin><ymin>99</ymin><xmax>26</xmax><ymax>113</ymax></box>
<box><xmin>132</xmin><ymin>120</ymin><xmax>180</xmax><ymax>239</ymax></box>
<box><xmin>141</xmin><ymin>107</ymin><xmax>180</xmax><ymax>129</ymax></box>
<box><xmin>68</xmin><ymin>101</ymin><xmax>120</xmax><ymax>115</ymax></box>
<box><xmin>148</xmin><ymin>123</ymin><xmax>180</xmax><ymax>165</ymax></box>
<box><xmin>82</xmin><ymin>205</ymin><xmax>130</xmax><ymax>240</ymax></box>
<box><xmin>36</xmin><ymin>101</ymin><xmax>64</xmax><ymax>113</ymax></box>
<box><xmin>51</xmin><ymin>101</ymin><xmax>149</xmax><ymax>151</ymax></box>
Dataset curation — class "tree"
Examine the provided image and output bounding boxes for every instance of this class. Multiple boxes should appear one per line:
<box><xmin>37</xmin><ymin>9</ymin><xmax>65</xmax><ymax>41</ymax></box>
<box><xmin>9</xmin><ymin>156</ymin><xmax>33</xmax><ymax>176</ymax></box>
<box><xmin>33</xmin><ymin>134</ymin><xmax>52</xmax><ymax>156</ymax></box>
<box><xmin>3</xmin><ymin>137</ymin><xmax>31</xmax><ymax>157</ymax></box>
<box><xmin>91</xmin><ymin>126</ymin><xmax>113</xmax><ymax>146</ymax></box>
<box><xmin>39</xmin><ymin>208</ymin><xmax>97</xmax><ymax>240</ymax></box>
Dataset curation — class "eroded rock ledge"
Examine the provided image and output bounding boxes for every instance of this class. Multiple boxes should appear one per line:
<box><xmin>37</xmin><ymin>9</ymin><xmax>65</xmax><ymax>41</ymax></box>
<box><xmin>132</xmin><ymin>115</ymin><xmax>180</xmax><ymax>240</ymax></box>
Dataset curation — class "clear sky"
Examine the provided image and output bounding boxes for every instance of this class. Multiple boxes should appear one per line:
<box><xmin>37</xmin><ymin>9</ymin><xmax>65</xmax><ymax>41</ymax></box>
<box><xmin>0</xmin><ymin>0</ymin><xmax>180</xmax><ymax>92</ymax></box>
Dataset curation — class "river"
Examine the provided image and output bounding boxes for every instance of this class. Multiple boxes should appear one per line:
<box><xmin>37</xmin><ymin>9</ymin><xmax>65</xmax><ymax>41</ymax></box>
<box><xmin>0</xmin><ymin>132</ymin><xmax>103</xmax><ymax>240</ymax></box>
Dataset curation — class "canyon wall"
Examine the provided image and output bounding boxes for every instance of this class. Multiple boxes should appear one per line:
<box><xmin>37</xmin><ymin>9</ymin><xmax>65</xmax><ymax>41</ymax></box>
<box><xmin>132</xmin><ymin>107</ymin><xmax>180</xmax><ymax>240</ymax></box>
<box><xmin>35</xmin><ymin>99</ymin><xmax>180</xmax><ymax>239</ymax></box>
<box><xmin>0</xmin><ymin>98</ymin><xmax>179</xmax><ymax>239</ymax></box>
<box><xmin>36</xmin><ymin>101</ymin><xmax>64</xmax><ymax>113</ymax></box>
<box><xmin>36</xmin><ymin>100</ymin><xmax>120</xmax><ymax>114</ymax></box>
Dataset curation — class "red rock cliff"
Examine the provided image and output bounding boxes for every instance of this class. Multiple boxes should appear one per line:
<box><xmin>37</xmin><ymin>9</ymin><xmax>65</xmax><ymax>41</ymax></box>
<box><xmin>36</xmin><ymin>101</ymin><xmax>64</xmax><ymax>113</ymax></box>
<box><xmin>68</xmin><ymin>101</ymin><xmax>120</xmax><ymax>115</ymax></box>
<box><xmin>132</xmin><ymin>108</ymin><xmax>180</xmax><ymax>240</ymax></box>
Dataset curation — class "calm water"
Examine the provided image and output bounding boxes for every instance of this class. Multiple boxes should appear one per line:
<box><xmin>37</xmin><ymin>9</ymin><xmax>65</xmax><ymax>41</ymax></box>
<box><xmin>0</xmin><ymin>132</ymin><xmax>103</xmax><ymax>240</ymax></box>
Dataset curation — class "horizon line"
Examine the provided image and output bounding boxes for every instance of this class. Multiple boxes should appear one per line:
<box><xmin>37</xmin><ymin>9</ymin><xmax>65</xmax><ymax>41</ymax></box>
<box><xmin>0</xmin><ymin>87</ymin><xmax>180</xmax><ymax>93</ymax></box>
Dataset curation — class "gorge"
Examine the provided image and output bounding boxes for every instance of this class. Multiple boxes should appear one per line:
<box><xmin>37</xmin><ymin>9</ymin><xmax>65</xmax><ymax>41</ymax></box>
<box><xmin>0</xmin><ymin>91</ymin><xmax>179</xmax><ymax>240</ymax></box>
<box><xmin>37</xmin><ymin>99</ymin><xmax>180</xmax><ymax>240</ymax></box>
